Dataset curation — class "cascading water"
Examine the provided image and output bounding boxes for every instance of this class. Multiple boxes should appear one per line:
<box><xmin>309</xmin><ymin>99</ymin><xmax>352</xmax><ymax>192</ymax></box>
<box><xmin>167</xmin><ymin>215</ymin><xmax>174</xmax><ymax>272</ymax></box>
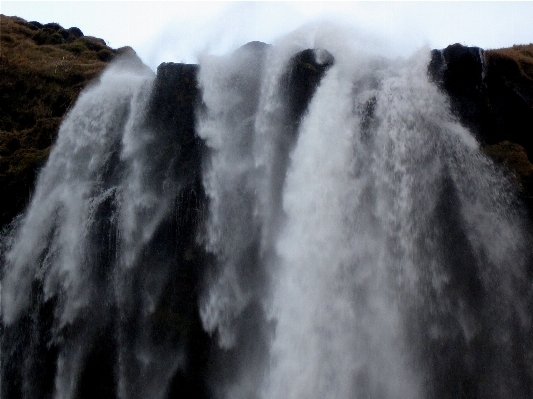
<box><xmin>1</xmin><ymin>27</ymin><xmax>532</xmax><ymax>399</ymax></box>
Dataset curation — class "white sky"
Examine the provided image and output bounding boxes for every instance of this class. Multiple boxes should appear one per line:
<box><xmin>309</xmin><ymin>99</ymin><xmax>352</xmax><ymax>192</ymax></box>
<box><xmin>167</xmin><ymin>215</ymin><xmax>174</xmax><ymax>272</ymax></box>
<box><xmin>2</xmin><ymin>1</ymin><xmax>533</xmax><ymax>70</ymax></box>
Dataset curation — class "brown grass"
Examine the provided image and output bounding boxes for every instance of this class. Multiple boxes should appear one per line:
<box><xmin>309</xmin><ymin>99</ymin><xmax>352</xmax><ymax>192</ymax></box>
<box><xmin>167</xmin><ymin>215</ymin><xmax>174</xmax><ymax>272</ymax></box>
<box><xmin>486</xmin><ymin>44</ymin><xmax>533</xmax><ymax>81</ymax></box>
<box><xmin>0</xmin><ymin>14</ymin><xmax>122</xmax><ymax>226</ymax></box>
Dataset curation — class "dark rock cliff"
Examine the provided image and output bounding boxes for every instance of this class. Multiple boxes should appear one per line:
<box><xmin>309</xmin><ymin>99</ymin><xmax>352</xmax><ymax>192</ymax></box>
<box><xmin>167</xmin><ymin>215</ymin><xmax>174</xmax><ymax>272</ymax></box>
<box><xmin>429</xmin><ymin>43</ymin><xmax>533</xmax><ymax>210</ymax></box>
<box><xmin>143</xmin><ymin>44</ymin><xmax>335</xmax><ymax>399</ymax></box>
<box><xmin>2</xmin><ymin>15</ymin><xmax>533</xmax><ymax>399</ymax></box>
<box><xmin>0</xmin><ymin>25</ymin><xmax>336</xmax><ymax>398</ymax></box>
<box><xmin>3</xmin><ymin>15</ymin><xmax>532</xmax><ymax>232</ymax></box>
<box><xmin>141</xmin><ymin>61</ymin><xmax>211</xmax><ymax>399</ymax></box>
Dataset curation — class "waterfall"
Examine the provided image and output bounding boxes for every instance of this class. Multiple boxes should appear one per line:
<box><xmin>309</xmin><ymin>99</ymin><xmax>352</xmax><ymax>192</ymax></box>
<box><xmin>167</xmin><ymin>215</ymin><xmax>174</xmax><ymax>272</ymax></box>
<box><xmin>1</xmin><ymin>28</ymin><xmax>532</xmax><ymax>399</ymax></box>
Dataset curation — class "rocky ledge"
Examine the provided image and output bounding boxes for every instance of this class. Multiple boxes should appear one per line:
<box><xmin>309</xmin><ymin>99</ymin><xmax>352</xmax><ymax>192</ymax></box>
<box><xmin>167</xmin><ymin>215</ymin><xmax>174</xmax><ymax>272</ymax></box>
<box><xmin>2</xmin><ymin>15</ymin><xmax>533</xmax><ymax>229</ymax></box>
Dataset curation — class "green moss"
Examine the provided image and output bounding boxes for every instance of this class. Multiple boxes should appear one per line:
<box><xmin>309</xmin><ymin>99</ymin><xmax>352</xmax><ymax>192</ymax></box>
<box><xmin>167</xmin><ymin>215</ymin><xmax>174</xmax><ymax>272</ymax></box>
<box><xmin>116</xmin><ymin>46</ymin><xmax>136</xmax><ymax>56</ymax></box>
<box><xmin>67</xmin><ymin>27</ymin><xmax>84</xmax><ymax>39</ymax></box>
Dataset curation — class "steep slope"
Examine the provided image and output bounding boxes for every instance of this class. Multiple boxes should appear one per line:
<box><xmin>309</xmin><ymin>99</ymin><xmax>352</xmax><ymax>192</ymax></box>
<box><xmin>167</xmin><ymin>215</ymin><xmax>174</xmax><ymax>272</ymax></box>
<box><xmin>429</xmin><ymin>43</ymin><xmax>533</xmax><ymax>207</ymax></box>
<box><xmin>0</xmin><ymin>15</ymin><xmax>134</xmax><ymax>227</ymax></box>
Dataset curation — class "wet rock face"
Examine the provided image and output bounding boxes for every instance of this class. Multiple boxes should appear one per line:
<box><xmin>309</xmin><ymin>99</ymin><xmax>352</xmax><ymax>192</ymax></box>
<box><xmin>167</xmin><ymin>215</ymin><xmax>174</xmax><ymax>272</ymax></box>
<box><xmin>429</xmin><ymin>43</ymin><xmax>533</xmax><ymax>210</ymax></box>
<box><xmin>150</xmin><ymin>62</ymin><xmax>203</xmax><ymax>183</ymax></box>
<box><xmin>3</xmin><ymin>28</ymin><xmax>533</xmax><ymax>397</ymax></box>
<box><xmin>429</xmin><ymin>44</ymin><xmax>491</xmax><ymax>142</ymax></box>
<box><xmin>484</xmin><ymin>46</ymin><xmax>533</xmax><ymax>158</ymax></box>
<box><xmin>282</xmin><ymin>48</ymin><xmax>335</xmax><ymax>129</ymax></box>
<box><xmin>429</xmin><ymin>43</ymin><xmax>533</xmax><ymax>156</ymax></box>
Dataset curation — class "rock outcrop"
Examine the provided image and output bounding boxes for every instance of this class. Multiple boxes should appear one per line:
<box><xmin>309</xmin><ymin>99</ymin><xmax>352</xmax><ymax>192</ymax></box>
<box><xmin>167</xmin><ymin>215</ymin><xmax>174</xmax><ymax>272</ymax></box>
<box><xmin>2</xmin><ymin>15</ymin><xmax>533</xmax><ymax>230</ymax></box>
<box><xmin>0</xmin><ymin>22</ymin><xmax>338</xmax><ymax>398</ymax></box>
<box><xmin>429</xmin><ymin>43</ymin><xmax>533</xmax><ymax>208</ymax></box>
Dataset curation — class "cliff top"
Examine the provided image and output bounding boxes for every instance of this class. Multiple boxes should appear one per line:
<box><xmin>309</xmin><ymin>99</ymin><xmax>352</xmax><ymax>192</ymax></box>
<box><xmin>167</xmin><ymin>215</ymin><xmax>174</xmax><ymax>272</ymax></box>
<box><xmin>2</xmin><ymin>14</ymin><xmax>533</xmax><ymax>229</ymax></box>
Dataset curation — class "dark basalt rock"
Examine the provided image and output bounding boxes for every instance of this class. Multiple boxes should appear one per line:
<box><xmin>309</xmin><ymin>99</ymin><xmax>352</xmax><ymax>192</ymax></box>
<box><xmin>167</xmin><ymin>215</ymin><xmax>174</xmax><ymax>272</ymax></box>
<box><xmin>141</xmin><ymin>62</ymin><xmax>212</xmax><ymax>399</ymax></box>
<box><xmin>227</xmin><ymin>40</ymin><xmax>271</xmax><ymax>107</ymax></box>
<box><xmin>429</xmin><ymin>43</ymin><xmax>491</xmax><ymax>143</ymax></box>
<box><xmin>282</xmin><ymin>48</ymin><xmax>335</xmax><ymax>128</ymax></box>
<box><xmin>140</xmin><ymin>47</ymin><xmax>334</xmax><ymax>399</ymax></box>
<box><xmin>233</xmin><ymin>40</ymin><xmax>271</xmax><ymax>55</ymax></box>
<box><xmin>151</xmin><ymin>62</ymin><xmax>202</xmax><ymax>182</ymax></box>
<box><xmin>429</xmin><ymin>43</ymin><xmax>533</xmax><ymax>210</ymax></box>
<box><xmin>1</xmin><ymin>279</ymin><xmax>60</xmax><ymax>399</ymax></box>
<box><xmin>484</xmin><ymin>47</ymin><xmax>533</xmax><ymax>158</ymax></box>
<box><xmin>271</xmin><ymin>48</ymin><xmax>335</xmax><ymax>213</ymax></box>
<box><xmin>429</xmin><ymin>43</ymin><xmax>533</xmax><ymax>156</ymax></box>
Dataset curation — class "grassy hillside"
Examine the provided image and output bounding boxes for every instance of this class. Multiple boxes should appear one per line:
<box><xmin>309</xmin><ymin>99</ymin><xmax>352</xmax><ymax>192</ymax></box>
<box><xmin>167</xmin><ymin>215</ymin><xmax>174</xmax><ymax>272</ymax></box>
<box><xmin>0</xmin><ymin>15</ymin><xmax>134</xmax><ymax>227</ymax></box>
<box><xmin>487</xmin><ymin>44</ymin><xmax>533</xmax><ymax>82</ymax></box>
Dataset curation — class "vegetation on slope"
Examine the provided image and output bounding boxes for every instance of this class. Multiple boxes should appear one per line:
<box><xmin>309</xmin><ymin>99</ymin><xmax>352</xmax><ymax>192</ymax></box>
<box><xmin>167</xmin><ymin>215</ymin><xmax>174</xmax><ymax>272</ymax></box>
<box><xmin>0</xmin><ymin>15</ymin><xmax>134</xmax><ymax>227</ymax></box>
<box><xmin>2</xmin><ymin>14</ymin><xmax>533</xmax><ymax>228</ymax></box>
<box><xmin>429</xmin><ymin>43</ymin><xmax>533</xmax><ymax>206</ymax></box>
<box><xmin>487</xmin><ymin>44</ymin><xmax>533</xmax><ymax>82</ymax></box>
<box><xmin>483</xmin><ymin>45</ymin><xmax>533</xmax><ymax>201</ymax></box>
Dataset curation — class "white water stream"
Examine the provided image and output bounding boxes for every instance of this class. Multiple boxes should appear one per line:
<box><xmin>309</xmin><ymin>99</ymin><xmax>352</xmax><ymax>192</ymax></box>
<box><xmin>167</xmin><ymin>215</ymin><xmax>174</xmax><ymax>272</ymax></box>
<box><xmin>1</xmin><ymin>28</ymin><xmax>532</xmax><ymax>399</ymax></box>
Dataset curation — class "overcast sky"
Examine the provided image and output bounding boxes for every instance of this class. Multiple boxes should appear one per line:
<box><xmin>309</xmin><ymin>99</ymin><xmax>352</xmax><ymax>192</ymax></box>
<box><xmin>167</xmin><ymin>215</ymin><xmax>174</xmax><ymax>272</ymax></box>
<box><xmin>2</xmin><ymin>1</ymin><xmax>533</xmax><ymax>70</ymax></box>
